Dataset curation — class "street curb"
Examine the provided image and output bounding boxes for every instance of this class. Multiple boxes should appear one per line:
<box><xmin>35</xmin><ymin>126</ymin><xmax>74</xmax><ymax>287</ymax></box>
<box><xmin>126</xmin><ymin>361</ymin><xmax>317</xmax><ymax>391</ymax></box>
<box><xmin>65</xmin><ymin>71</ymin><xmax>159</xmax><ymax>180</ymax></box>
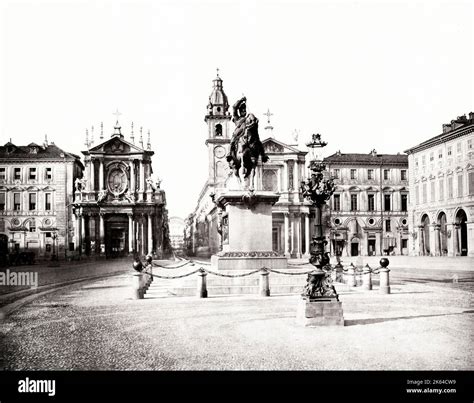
<box><xmin>0</xmin><ymin>270</ymin><xmax>129</xmax><ymax>318</ymax></box>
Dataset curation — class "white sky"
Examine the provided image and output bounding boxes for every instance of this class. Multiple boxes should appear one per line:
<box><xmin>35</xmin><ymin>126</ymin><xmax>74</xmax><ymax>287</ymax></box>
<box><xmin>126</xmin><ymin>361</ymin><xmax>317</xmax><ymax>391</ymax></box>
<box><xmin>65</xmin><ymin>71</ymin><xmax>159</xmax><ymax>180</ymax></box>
<box><xmin>0</xmin><ymin>0</ymin><xmax>473</xmax><ymax>219</ymax></box>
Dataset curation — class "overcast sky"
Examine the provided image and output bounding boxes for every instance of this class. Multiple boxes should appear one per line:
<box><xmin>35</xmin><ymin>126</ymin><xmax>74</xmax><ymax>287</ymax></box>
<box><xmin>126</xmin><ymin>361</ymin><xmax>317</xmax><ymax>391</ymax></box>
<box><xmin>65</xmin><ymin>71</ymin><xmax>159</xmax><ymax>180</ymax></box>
<box><xmin>1</xmin><ymin>0</ymin><xmax>473</xmax><ymax>219</ymax></box>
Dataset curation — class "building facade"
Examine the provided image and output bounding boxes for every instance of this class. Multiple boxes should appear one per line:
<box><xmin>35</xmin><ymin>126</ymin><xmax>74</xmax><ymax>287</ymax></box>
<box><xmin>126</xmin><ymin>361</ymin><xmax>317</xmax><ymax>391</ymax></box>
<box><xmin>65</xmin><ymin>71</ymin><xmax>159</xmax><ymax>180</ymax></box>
<box><xmin>405</xmin><ymin>113</ymin><xmax>474</xmax><ymax>256</ymax></box>
<box><xmin>73</xmin><ymin>121</ymin><xmax>171</xmax><ymax>259</ymax></box>
<box><xmin>185</xmin><ymin>73</ymin><xmax>311</xmax><ymax>258</ymax></box>
<box><xmin>0</xmin><ymin>139</ymin><xmax>84</xmax><ymax>260</ymax></box>
<box><xmin>323</xmin><ymin>150</ymin><xmax>409</xmax><ymax>257</ymax></box>
<box><xmin>169</xmin><ymin>216</ymin><xmax>185</xmax><ymax>254</ymax></box>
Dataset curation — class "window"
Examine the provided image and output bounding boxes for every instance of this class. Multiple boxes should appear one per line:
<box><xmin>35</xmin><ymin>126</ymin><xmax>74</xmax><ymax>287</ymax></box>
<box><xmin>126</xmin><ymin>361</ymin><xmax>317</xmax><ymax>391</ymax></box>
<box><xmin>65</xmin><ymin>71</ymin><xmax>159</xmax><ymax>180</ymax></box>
<box><xmin>439</xmin><ymin>179</ymin><xmax>444</xmax><ymax>201</ymax></box>
<box><xmin>447</xmin><ymin>146</ymin><xmax>452</xmax><ymax>156</ymax></box>
<box><xmin>401</xmin><ymin>194</ymin><xmax>408</xmax><ymax>212</ymax></box>
<box><xmin>429</xmin><ymin>152</ymin><xmax>434</xmax><ymax>161</ymax></box>
<box><xmin>29</xmin><ymin>193</ymin><xmax>36</xmax><ymax>210</ymax></box>
<box><xmin>456</xmin><ymin>142</ymin><xmax>462</xmax><ymax>153</ymax></box>
<box><xmin>45</xmin><ymin>167</ymin><xmax>52</xmax><ymax>180</ymax></box>
<box><xmin>14</xmin><ymin>193</ymin><xmax>21</xmax><ymax>210</ymax></box>
<box><xmin>438</xmin><ymin>149</ymin><xmax>443</xmax><ymax>159</ymax></box>
<box><xmin>401</xmin><ymin>170</ymin><xmax>407</xmax><ymax>181</ymax></box>
<box><xmin>0</xmin><ymin>193</ymin><xmax>5</xmax><ymax>210</ymax></box>
<box><xmin>448</xmin><ymin>177</ymin><xmax>453</xmax><ymax>198</ymax></box>
<box><xmin>469</xmin><ymin>172</ymin><xmax>474</xmax><ymax>195</ymax></box>
<box><xmin>458</xmin><ymin>174</ymin><xmax>463</xmax><ymax>197</ymax></box>
<box><xmin>422</xmin><ymin>155</ymin><xmax>426</xmax><ymax>165</ymax></box>
<box><xmin>385</xmin><ymin>220</ymin><xmax>391</xmax><ymax>232</ymax></box>
<box><xmin>415</xmin><ymin>158</ymin><xmax>419</xmax><ymax>168</ymax></box>
<box><xmin>384</xmin><ymin>194</ymin><xmax>391</xmax><ymax>211</ymax></box>
<box><xmin>468</xmin><ymin>139</ymin><xmax>473</xmax><ymax>150</ymax></box>
<box><xmin>27</xmin><ymin>220</ymin><xmax>36</xmax><ymax>233</ymax></box>
<box><xmin>368</xmin><ymin>194</ymin><xmax>375</xmax><ymax>211</ymax></box>
<box><xmin>430</xmin><ymin>181</ymin><xmax>435</xmax><ymax>202</ymax></box>
<box><xmin>383</xmin><ymin>169</ymin><xmax>390</xmax><ymax>180</ymax></box>
<box><xmin>333</xmin><ymin>194</ymin><xmax>340</xmax><ymax>211</ymax></box>
<box><xmin>215</xmin><ymin>124</ymin><xmax>222</xmax><ymax>137</ymax></box>
<box><xmin>350</xmin><ymin>169</ymin><xmax>356</xmax><ymax>179</ymax></box>
<box><xmin>415</xmin><ymin>185</ymin><xmax>419</xmax><ymax>204</ymax></box>
<box><xmin>333</xmin><ymin>169</ymin><xmax>340</xmax><ymax>179</ymax></box>
<box><xmin>367</xmin><ymin>169</ymin><xmax>374</xmax><ymax>180</ymax></box>
<box><xmin>29</xmin><ymin>167</ymin><xmax>37</xmax><ymax>180</ymax></box>
<box><xmin>350</xmin><ymin>194</ymin><xmax>358</xmax><ymax>211</ymax></box>
<box><xmin>422</xmin><ymin>183</ymin><xmax>427</xmax><ymax>203</ymax></box>
<box><xmin>45</xmin><ymin>193</ymin><xmax>52</xmax><ymax>211</ymax></box>
<box><xmin>0</xmin><ymin>168</ymin><xmax>5</xmax><ymax>180</ymax></box>
<box><xmin>14</xmin><ymin>168</ymin><xmax>21</xmax><ymax>180</ymax></box>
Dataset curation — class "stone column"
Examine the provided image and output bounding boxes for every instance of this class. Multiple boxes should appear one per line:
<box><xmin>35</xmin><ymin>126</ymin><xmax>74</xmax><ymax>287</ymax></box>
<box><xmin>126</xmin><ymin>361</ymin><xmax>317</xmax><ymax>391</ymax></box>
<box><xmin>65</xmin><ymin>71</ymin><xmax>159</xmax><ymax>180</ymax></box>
<box><xmin>446</xmin><ymin>223</ymin><xmax>455</xmax><ymax>256</ymax></box>
<box><xmin>80</xmin><ymin>214</ymin><xmax>85</xmax><ymax>252</ymax></box>
<box><xmin>130</xmin><ymin>160</ymin><xmax>135</xmax><ymax>194</ymax></box>
<box><xmin>290</xmin><ymin>215</ymin><xmax>295</xmax><ymax>258</ymax></box>
<box><xmin>283</xmin><ymin>161</ymin><xmax>289</xmax><ymax>193</ymax></box>
<box><xmin>99</xmin><ymin>213</ymin><xmax>105</xmax><ymax>253</ymax></box>
<box><xmin>139</xmin><ymin>161</ymin><xmax>145</xmax><ymax>201</ymax></box>
<box><xmin>296</xmin><ymin>215</ymin><xmax>302</xmax><ymax>258</ymax></box>
<box><xmin>90</xmin><ymin>159</ymin><xmax>95</xmax><ymax>197</ymax></box>
<box><xmin>429</xmin><ymin>224</ymin><xmax>436</xmax><ymax>257</ymax></box>
<box><xmin>141</xmin><ymin>217</ymin><xmax>145</xmax><ymax>255</ymax></box>
<box><xmin>74</xmin><ymin>213</ymin><xmax>80</xmax><ymax>251</ymax></box>
<box><xmin>284</xmin><ymin>213</ymin><xmax>289</xmax><ymax>256</ymax></box>
<box><xmin>304</xmin><ymin>213</ymin><xmax>310</xmax><ymax>257</ymax></box>
<box><xmin>84</xmin><ymin>160</ymin><xmax>90</xmax><ymax>192</ymax></box>
<box><xmin>147</xmin><ymin>214</ymin><xmax>153</xmax><ymax>255</ymax></box>
<box><xmin>293</xmin><ymin>161</ymin><xmax>299</xmax><ymax>194</ymax></box>
<box><xmin>433</xmin><ymin>224</ymin><xmax>441</xmax><ymax>256</ymax></box>
<box><xmin>99</xmin><ymin>160</ymin><xmax>104</xmax><ymax>190</ymax></box>
<box><xmin>417</xmin><ymin>225</ymin><xmax>424</xmax><ymax>256</ymax></box>
<box><xmin>128</xmin><ymin>213</ymin><xmax>133</xmax><ymax>254</ymax></box>
<box><xmin>467</xmin><ymin>222</ymin><xmax>474</xmax><ymax>257</ymax></box>
<box><xmin>454</xmin><ymin>224</ymin><xmax>461</xmax><ymax>256</ymax></box>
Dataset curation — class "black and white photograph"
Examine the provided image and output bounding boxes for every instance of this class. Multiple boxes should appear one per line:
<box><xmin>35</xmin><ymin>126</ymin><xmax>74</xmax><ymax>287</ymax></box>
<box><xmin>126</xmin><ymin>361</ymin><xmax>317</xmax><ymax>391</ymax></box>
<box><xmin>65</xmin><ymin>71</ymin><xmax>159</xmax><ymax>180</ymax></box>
<box><xmin>0</xmin><ymin>0</ymin><xmax>473</xmax><ymax>401</ymax></box>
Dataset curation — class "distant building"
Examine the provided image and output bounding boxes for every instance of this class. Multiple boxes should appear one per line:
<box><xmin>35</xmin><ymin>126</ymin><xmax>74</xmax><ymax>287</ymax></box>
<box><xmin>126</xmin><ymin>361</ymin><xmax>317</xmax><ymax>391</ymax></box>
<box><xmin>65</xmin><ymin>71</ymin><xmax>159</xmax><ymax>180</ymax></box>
<box><xmin>0</xmin><ymin>138</ymin><xmax>83</xmax><ymax>259</ymax></box>
<box><xmin>73</xmin><ymin>120</ymin><xmax>171</xmax><ymax>259</ymax></box>
<box><xmin>169</xmin><ymin>216</ymin><xmax>185</xmax><ymax>253</ymax></box>
<box><xmin>405</xmin><ymin>112</ymin><xmax>474</xmax><ymax>256</ymax></box>
<box><xmin>185</xmin><ymin>73</ymin><xmax>311</xmax><ymax>258</ymax></box>
<box><xmin>323</xmin><ymin>150</ymin><xmax>409</xmax><ymax>257</ymax></box>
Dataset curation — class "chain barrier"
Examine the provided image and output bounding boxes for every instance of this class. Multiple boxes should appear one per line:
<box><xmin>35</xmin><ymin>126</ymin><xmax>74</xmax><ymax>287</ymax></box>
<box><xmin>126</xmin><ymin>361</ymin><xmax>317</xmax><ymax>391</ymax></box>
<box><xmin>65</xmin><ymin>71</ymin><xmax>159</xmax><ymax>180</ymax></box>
<box><xmin>189</xmin><ymin>259</ymin><xmax>212</xmax><ymax>266</ymax></box>
<box><xmin>287</xmin><ymin>262</ymin><xmax>311</xmax><ymax>266</ymax></box>
<box><xmin>203</xmin><ymin>268</ymin><xmax>262</xmax><ymax>278</ymax></box>
<box><xmin>142</xmin><ymin>268</ymin><xmax>202</xmax><ymax>279</ymax></box>
<box><xmin>267</xmin><ymin>268</ymin><xmax>315</xmax><ymax>276</ymax></box>
<box><xmin>151</xmin><ymin>260</ymin><xmax>191</xmax><ymax>269</ymax></box>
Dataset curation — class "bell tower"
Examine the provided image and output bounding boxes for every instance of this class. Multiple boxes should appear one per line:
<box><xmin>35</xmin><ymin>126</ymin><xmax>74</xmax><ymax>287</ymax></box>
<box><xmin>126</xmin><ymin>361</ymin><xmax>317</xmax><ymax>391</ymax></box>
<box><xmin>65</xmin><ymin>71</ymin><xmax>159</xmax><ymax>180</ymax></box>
<box><xmin>205</xmin><ymin>69</ymin><xmax>231</xmax><ymax>188</ymax></box>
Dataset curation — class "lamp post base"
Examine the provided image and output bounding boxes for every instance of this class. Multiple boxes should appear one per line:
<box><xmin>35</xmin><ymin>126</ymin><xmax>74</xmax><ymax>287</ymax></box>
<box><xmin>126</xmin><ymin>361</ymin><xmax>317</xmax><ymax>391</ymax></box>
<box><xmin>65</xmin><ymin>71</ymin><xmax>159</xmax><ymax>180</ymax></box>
<box><xmin>296</xmin><ymin>298</ymin><xmax>345</xmax><ymax>326</ymax></box>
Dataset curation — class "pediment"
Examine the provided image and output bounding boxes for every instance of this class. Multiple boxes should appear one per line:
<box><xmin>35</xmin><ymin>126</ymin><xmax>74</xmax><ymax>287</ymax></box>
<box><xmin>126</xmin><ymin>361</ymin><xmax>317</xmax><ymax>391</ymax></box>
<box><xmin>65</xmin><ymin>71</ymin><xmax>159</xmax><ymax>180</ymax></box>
<box><xmin>89</xmin><ymin>137</ymin><xmax>145</xmax><ymax>155</ymax></box>
<box><xmin>262</xmin><ymin>138</ymin><xmax>301</xmax><ymax>154</ymax></box>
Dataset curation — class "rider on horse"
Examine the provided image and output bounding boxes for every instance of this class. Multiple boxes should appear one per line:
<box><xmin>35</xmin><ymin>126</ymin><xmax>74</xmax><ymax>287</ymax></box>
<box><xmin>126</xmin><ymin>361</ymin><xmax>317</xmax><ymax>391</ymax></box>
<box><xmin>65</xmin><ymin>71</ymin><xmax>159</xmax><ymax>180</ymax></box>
<box><xmin>226</xmin><ymin>96</ymin><xmax>269</xmax><ymax>170</ymax></box>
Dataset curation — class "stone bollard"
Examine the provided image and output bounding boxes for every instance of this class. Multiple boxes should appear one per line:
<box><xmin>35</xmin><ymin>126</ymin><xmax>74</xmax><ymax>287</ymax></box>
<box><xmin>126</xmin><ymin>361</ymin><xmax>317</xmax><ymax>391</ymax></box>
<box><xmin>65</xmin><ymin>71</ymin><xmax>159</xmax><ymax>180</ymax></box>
<box><xmin>347</xmin><ymin>263</ymin><xmax>357</xmax><ymax>287</ymax></box>
<box><xmin>132</xmin><ymin>259</ymin><xmax>144</xmax><ymax>299</ymax></box>
<box><xmin>362</xmin><ymin>264</ymin><xmax>372</xmax><ymax>290</ymax></box>
<box><xmin>378</xmin><ymin>258</ymin><xmax>391</xmax><ymax>294</ymax></box>
<box><xmin>132</xmin><ymin>272</ymin><xmax>144</xmax><ymax>299</ymax></box>
<box><xmin>197</xmin><ymin>269</ymin><xmax>208</xmax><ymax>298</ymax></box>
<box><xmin>259</xmin><ymin>269</ymin><xmax>270</xmax><ymax>297</ymax></box>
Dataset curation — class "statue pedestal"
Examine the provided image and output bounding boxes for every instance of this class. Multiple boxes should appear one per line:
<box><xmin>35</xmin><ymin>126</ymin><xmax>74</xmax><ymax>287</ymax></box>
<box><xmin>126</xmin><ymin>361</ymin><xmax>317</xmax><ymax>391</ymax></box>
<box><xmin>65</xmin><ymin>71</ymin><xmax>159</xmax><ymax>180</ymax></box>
<box><xmin>211</xmin><ymin>190</ymin><xmax>287</xmax><ymax>271</ymax></box>
<box><xmin>296</xmin><ymin>299</ymin><xmax>345</xmax><ymax>326</ymax></box>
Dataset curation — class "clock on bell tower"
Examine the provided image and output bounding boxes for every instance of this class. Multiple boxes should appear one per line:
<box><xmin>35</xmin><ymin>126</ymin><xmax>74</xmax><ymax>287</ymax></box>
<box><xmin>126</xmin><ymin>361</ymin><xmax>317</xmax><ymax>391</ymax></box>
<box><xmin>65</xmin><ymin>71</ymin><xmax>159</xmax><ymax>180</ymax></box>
<box><xmin>205</xmin><ymin>69</ymin><xmax>231</xmax><ymax>188</ymax></box>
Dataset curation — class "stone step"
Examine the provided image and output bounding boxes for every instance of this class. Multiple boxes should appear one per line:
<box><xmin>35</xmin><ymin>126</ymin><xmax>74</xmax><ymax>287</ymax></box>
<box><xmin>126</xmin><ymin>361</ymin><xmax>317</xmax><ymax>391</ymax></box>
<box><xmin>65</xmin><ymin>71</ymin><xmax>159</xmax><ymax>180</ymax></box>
<box><xmin>145</xmin><ymin>284</ymin><xmax>305</xmax><ymax>297</ymax></box>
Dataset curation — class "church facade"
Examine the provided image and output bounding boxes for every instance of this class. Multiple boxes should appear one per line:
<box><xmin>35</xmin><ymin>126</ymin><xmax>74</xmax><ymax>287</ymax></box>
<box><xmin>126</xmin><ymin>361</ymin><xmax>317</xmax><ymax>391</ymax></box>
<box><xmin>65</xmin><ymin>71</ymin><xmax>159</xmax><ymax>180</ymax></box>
<box><xmin>185</xmin><ymin>73</ymin><xmax>311</xmax><ymax>258</ymax></box>
<box><xmin>73</xmin><ymin>121</ymin><xmax>171</xmax><ymax>259</ymax></box>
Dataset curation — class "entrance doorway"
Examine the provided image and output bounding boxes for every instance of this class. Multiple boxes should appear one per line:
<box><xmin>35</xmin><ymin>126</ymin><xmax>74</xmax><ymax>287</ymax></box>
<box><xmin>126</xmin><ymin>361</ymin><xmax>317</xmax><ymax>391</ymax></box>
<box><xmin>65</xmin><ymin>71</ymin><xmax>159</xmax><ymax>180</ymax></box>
<box><xmin>367</xmin><ymin>239</ymin><xmax>376</xmax><ymax>256</ymax></box>
<box><xmin>421</xmin><ymin>214</ymin><xmax>430</xmax><ymax>255</ymax></box>
<box><xmin>351</xmin><ymin>238</ymin><xmax>359</xmax><ymax>256</ymax></box>
<box><xmin>456</xmin><ymin>209</ymin><xmax>468</xmax><ymax>256</ymax></box>
<box><xmin>438</xmin><ymin>212</ymin><xmax>448</xmax><ymax>255</ymax></box>
<box><xmin>105</xmin><ymin>215</ymin><xmax>129</xmax><ymax>258</ymax></box>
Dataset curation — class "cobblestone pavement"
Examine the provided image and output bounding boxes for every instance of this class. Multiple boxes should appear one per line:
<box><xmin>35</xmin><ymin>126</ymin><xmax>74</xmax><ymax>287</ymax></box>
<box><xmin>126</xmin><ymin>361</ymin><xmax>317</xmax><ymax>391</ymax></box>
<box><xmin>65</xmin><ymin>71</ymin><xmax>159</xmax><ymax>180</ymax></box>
<box><xmin>1</xmin><ymin>265</ymin><xmax>473</xmax><ymax>371</ymax></box>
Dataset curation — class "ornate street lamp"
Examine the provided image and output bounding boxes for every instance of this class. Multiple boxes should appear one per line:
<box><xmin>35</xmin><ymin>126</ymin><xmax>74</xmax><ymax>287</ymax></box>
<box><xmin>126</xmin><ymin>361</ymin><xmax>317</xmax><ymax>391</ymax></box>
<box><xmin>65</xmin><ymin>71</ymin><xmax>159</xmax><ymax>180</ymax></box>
<box><xmin>300</xmin><ymin>133</ymin><xmax>339</xmax><ymax>300</ymax></box>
